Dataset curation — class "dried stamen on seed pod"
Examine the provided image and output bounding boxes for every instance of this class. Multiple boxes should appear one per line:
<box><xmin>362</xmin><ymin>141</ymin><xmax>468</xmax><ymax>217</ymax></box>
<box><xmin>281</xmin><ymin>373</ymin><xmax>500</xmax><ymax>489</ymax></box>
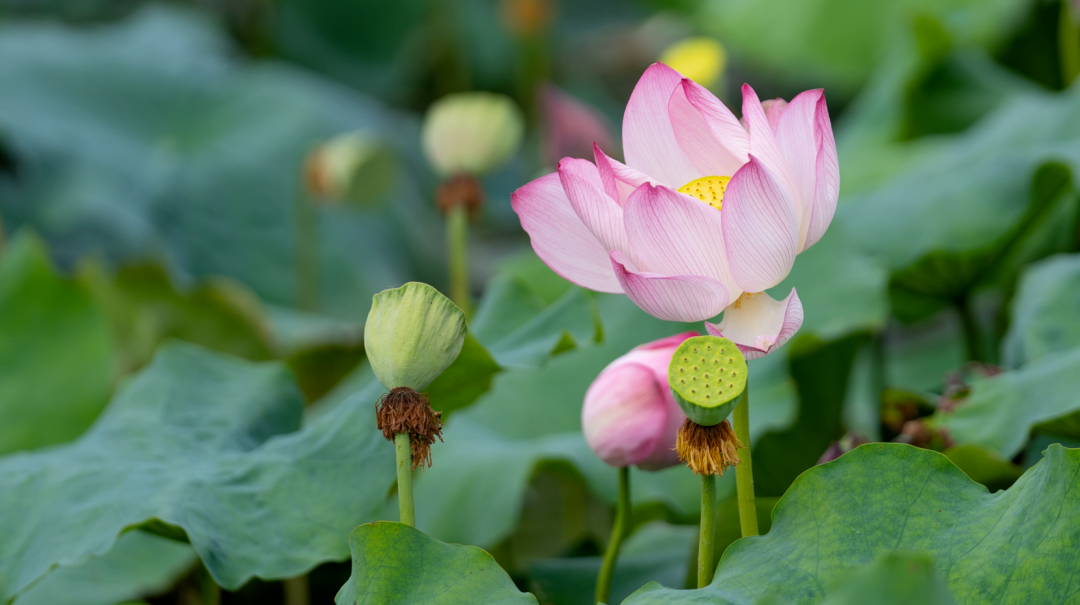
<box><xmin>375</xmin><ymin>387</ymin><xmax>444</xmax><ymax>470</ymax></box>
<box><xmin>436</xmin><ymin>173</ymin><xmax>485</xmax><ymax>219</ymax></box>
<box><xmin>675</xmin><ymin>418</ymin><xmax>743</xmax><ymax>476</ymax></box>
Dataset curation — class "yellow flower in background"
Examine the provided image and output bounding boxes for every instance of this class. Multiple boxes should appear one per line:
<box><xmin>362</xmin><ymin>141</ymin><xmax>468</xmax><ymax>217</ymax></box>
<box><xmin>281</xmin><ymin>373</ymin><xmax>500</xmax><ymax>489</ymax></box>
<box><xmin>659</xmin><ymin>37</ymin><xmax>727</xmax><ymax>89</ymax></box>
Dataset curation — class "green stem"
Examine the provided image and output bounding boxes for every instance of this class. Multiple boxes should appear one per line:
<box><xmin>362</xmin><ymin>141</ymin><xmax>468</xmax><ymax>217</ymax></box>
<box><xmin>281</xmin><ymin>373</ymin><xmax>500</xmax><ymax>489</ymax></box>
<box><xmin>595</xmin><ymin>466</ymin><xmax>630</xmax><ymax>604</ymax></box>
<box><xmin>200</xmin><ymin>564</ymin><xmax>221</xmax><ymax>605</ymax></box>
<box><xmin>447</xmin><ymin>204</ymin><xmax>470</xmax><ymax>317</ymax></box>
<box><xmin>957</xmin><ymin>297</ymin><xmax>982</xmax><ymax>363</ymax></box>
<box><xmin>733</xmin><ymin>387</ymin><xmax>759</xmax><ymax>537</ymax></box>
<box><xmin>395</xmin><ymin>433</ymin><xmax>415</xmax><ymax>527</ymax></box>
<box><xmin>283</xmin><ymin>575</ymin><xmax>309</xmax><ymax>605</ymax></box>
<box><xmin>1061</xmin><ymin>0</ymin><xmax>1080</xmax><ymax>87</ymax></box>
<box><xmin>697</xmin><ymin>473</ymin><xmax>717</xmax><ymax>588</ymax></box>
<box><xmin>293</xmin><ymin>191</ymin><xmax>319</xmax><ymax>312</ymax></box>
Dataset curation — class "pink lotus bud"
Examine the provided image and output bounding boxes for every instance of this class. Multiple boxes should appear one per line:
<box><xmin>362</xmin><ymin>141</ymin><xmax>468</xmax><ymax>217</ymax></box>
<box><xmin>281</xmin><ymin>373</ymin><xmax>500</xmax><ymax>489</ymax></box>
<box><xmin>540</xmin><ymin>84</ymin><xmax>615</xmax><ymax>167</ymax></box>
<box><xmin>582</xmin><ymin>332</ymin><xmax>698</xmax><ymax>470</ymax></box>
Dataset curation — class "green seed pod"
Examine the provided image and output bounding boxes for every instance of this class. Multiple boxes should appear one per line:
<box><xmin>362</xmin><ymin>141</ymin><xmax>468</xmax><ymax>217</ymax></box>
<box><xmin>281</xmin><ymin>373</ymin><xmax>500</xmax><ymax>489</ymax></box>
<box><xmin>668</xmin><ymin>335</ymin><xmax>747</xmax><ymax>426</ymax></box>
<box><xmin>365</xmin><ymin>282</ymin><xmax>467</xmax><ymax>392</ymax></box>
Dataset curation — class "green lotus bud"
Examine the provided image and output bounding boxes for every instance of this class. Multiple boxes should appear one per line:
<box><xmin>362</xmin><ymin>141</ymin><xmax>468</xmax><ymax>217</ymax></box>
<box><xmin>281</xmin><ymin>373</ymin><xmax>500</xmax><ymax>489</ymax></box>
<box><xmin>422</xmin><ymin>92</ymin><xmax>524</xmax><ymax>177</ymax></box>
<box><xmin>668</xmin><ymin>335</ymin><xmax>747</xmax><ymax>427</ymax></box>
<box><xmin>365</xmin><ymin>282</ymin><xmax>467</xmax><ymax>392</ymax></box>
<box><xmin>305</xmin><ymin>130</ymin><xmax>397</xmax><ymax>207</ymax></box>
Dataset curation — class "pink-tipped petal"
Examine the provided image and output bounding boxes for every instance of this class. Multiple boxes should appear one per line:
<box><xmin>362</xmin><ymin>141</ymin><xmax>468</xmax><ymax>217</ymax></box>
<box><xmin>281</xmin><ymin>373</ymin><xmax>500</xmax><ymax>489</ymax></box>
<box><xmin>774</xmin><ymin>89</ymin><xmax>823</xmax><ymax>250</ymax></box>
<box><xmin>679</xmin><ymin>79</ymin><xmax>750</xmax><ymax>167</ymax></box>
<box><xmin>623</xmin><ymin>182</ymin><xmax>740</xmax><ymax>295</ymax></box>
<box><xmin>512</xmin><ymin>173</ymin><xmax>623</xmax><ymax>293</ymax></box>
<box><xmin>623</xmin><ymin>63</ymin><xmax>700</xmax><ymax>187</ymax></box>
<box><xmin>582</xmin><ymin>361</ymin><xmax>668</xmax><ymax>467</ymax></box>
<box><xmin>705</xmin><ymin>289</ymin><xmax>803</xmax><ymax>360</ymax></box>
<box><xmin>558</xmin><ymin>158</ymin><xmax>634</xmax><ymax>258</ymax></box>
<box><xmin>761</xmin><ymin>98</ymin><xmax>788</xmax><ymax>131</ymax></box>
<box><xmin>722</xmin><ymin>156</ymin><xmax>799</xmax><ymax>293</ymax></box>
<box><xmin>668</xmin><ymin>80</ymin><xmax>745</xmax><ymax>177</ymax></box>
<box><xmin>804</xmin><ymin>94</ymin><xmax>839</xmax><ymax>251</ymax></box>
<box><xmin>742</xmin><ymin>84</ymin><xmax>802</xmax><ymax>222</ymax></box>
<box><xmin>610</xmin><ymin>250</ymin><xmax>729</xmax><ymax>322</ymax></box>
<box><xmin>593</xmin><ymin>143</ymin><xmax>653</xmax><ymax>206</ymax></box>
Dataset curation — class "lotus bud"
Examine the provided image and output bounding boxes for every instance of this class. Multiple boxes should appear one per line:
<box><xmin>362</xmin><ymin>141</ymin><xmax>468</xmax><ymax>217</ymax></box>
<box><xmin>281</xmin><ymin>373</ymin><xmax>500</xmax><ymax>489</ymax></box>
<box><xmin>659</xmin><ymin>37</ymin><xmax>726</xmax><ymax>89</ymax></box>
<box><xmin>540</xmin><ymin>84</ymin><xmax>615</xmax><ymax>167</ymax></box>
<box><xmin>582</xmin><ymin>332</ymin><xmax>698</xmax><ymax>470</ymax></box>
<box><xmin>422</xmin><ymin>92</ymin><xmax>524</xmax><ymax>179</ymax></box>
<box><xmin>668</xmin><ymin>335</ymin><xmax>748</xmax><ymax>476</ymax></box>
<box><xmin>304</xmin><ymin>131</ymin><xmax>397</xmax><ymax>206</ymax></box>
<box><xmin>366</xmin><ymin>282</ymin><xmax>466</xmax><ymax>469</ymax></box>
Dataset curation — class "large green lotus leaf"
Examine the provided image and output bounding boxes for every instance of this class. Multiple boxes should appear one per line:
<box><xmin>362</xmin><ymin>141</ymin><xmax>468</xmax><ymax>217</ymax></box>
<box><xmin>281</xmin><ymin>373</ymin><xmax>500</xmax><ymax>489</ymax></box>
<box><xmin>0</xmin><ymin>342</ymin><xmax>396</xmax><ymax>602</ymax></box>
<box><xmin>1002</xmin><ymin>253</ymin><xmax>1080</xmax><ymax>367</ymax></box>
<box><xmin>0</xmin><ymin>232</ymin><xmax>114</xmax><ymax>455</ymax></box>
<box><xmin>624</xmin><ymin>443</ymin><xmax>1080</xmax><ymax>604</ymax></box>
<box><xmin>76</xmin><ymin>260</ymin><xmax>274</xmax><ymax>374</ymax></box>
<box><xmin>0</xmin><ymin>5</ymin><xmax>444</xmax><ymax>320</ymax></box>
<box><xmin>697</xmin><ymin>0</ymin><xmax>1027</xmax><ymax>92</ymax></box>
<box><xmin>840</xmin><ymin>81</ymin><xmax>1080</xmax><ymax>317</ymax></box>
<box><xmin>413</xmin><ymin>295</ymin><xmax>797</xmax><ymax>547</ymax></box>
<box><xmin>772</xmin><ymin>223</ymin><xmax>888</xmax><ymax>341</ymax></box>
<box><xmin>334</xmin><ymin>522</ymin><xmax>538</xmax><ymax>605</ymax></box>
<box><xmin>13</xmin><ymin>531</ymin><xmax>195</xmax><ymax>605</ymax></box>
<box><xmin>471</xmin><ymin>276</ymin><xmax>600</xmax><ymax>369</ymax></box>
<box><xmin>936</xmin><ymin>345</ymin><xmax>1080</xmax><ymax>458</ymax></box>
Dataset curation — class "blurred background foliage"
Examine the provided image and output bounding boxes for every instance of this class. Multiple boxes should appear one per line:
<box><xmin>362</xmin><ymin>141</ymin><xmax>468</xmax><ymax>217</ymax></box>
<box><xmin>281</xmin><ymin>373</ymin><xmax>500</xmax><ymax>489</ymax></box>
<box><xmin>1</xmin><ymin>0</ymin><xmax>1080</xmax><ymax>603</ymax></box>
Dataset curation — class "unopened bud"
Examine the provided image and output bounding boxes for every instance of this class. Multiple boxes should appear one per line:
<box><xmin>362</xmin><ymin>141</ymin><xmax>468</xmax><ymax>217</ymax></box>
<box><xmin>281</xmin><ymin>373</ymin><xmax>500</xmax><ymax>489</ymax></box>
<box><xmin>304</xmin><ymin>131</ymin><xmax>397</xmax><ymax>206</ymax></box>
<box><xmin>364</xmin><ymin>282</ymin><xmax>467</xmax><ymax>392</ymax></box>
<box><xmin>422</xmin><ymin>92</ymin><xmax>524</xmax><ymax>177</ymax></box>
<box><xmin>582</xmin><ymin>332</ymin><xmax>698</xmax><ymax>470</ymax></box>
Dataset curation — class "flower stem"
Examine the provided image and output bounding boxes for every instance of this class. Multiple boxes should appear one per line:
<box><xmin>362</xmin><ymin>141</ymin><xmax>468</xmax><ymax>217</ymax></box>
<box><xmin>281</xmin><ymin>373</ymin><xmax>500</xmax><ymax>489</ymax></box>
<box><xmin>697</xmin><ymin>473</ymin><xmax>717</xmax><ymax>587</ymax></box>
<box><xmin>200</xmin><ymin>563</ymin><xmax>221</xmax><ymax>605</ymax></box>
<box><xmin>283</xmin><ymin>575</ymin><xmax>309</xmax><ymax>605</ymax></box>
<box><xmin>447</xmin><ymin>204</ymin><xmax>471</xmax><ymax>317</ymax></box>
<box><xmin>733</xmin><ymin>386</ymin><xmax>759</xmax><ymax>537</ymax></box>
<box><xmin>395</xmin><ymin>432</ymin><xmax>415</xmax><ymax>527</ymax></box>
<box><xmin>595</xmin><ymin>466</ymin><xmax>630</xmax><ymax>604</ymax></box>
<box><xmin>293</xmin><ymin>191</ymin><xmax>319</xmax><ymax>312</ymax></box>
<box><xmin>956</xmin><ymin>296</ymin><xmax>983</xmax><ymax>362</ymax></box>
<box><xmin>1061</xmin><ymin>0</ymin><xmax>1080</xmax><ymax>86</ymax></box>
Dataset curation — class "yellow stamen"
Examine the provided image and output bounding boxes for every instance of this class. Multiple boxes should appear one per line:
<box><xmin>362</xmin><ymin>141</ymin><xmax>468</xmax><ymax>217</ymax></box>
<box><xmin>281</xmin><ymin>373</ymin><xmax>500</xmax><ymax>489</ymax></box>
<box><xmin>732</xmin><ymin>291</ymin><xmax>762</xmax><ymax>309</ymax></box>
<box><xmin>678</xmin><ymin>175</ymin><xmax>730</xmax><ymax>211</ymax></box>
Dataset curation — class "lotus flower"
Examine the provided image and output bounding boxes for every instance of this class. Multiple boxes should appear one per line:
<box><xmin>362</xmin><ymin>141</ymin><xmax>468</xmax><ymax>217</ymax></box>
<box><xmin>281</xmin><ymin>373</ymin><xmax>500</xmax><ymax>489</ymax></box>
<box><xmin>582</xmin><ymin>332</ymin><xmax>697</xmax><ymax>469</ymax></box>
<box><xmin>512</xmin><ymin>63</ymin><xmax>838</xmax><ymax>359</ymax></box>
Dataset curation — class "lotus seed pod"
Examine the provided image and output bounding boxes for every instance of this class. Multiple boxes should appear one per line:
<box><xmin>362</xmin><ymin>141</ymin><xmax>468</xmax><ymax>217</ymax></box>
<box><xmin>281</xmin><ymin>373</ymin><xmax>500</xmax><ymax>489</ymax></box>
<box><xmin>668</xmin><ymin>335</ymin><xmax>747</xmax><ymax>426</ymax></box>
<box><xmin>365</xmin><ymin>282</ymin><xmax>467</xmax><ymax>392</ymax></box>
<box><xmin>422</xmin><ymin>92</ymin><xmax>524</xmax><ymax>177</ymax></box>
<box><xmin>305</xmin><ymin>130</ymin><xmax>397</xmax><ymax>206</ymax></box>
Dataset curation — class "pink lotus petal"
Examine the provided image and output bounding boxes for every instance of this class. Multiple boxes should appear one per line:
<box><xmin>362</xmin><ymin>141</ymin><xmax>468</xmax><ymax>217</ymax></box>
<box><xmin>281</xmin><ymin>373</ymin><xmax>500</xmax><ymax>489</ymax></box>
<box><xmin>668</xmin><ymin>80</ymin><xmax>745</xmax><ymax>178</ymax></box>
<box><xmin>558</xmin><ymin>158</ymin><xmax>634</xmax><ymax>259</ymax></box>
<box><xmin>623</xmin><ymin>182</ymin><xmax>740</xmax><ymax>295</ymax></box>
<box><xmin>512</xmin><ymin>173</ymin><xmax>623</xmax><ymax>293</ymax></box>
<box><xmin>804</xmin><ymin>93</ymin><xmax>839</xmax><ymax>251</ymax></box>
<box><xmin>610</xmin><ymin>250</ymin><xmax>729</xmax><ymax>322</ymax></box>
<box><xmin>742</xmin><ymin>84</ymin><xmax>802</xmax><ymax>223</ymax></box>
<box><xmin>541</xmin><ymin>84</ymin><xmax>615</xmax><ymax>166</ymax></box>
<box><xmin>774</xmin><ymin>89</ymin><xmax>823</xmax><ymax>250</ymax></box>
<box><xmin>593</xmin><ymin>143</ymin><xmax>653</xmax><ymax>206</ymax></box>
<box><xmin>722</xmin><ymin>156</ymin><xmax>799</xmax><ymax>293</ymax></box>
<box><xmin>761</xmin><ymin>98</ymin><xmax>788</xmax><ymax>131</ymax></box>
<box><xmin>679</xmin><ymin>79</ymin><xmax>750</xmax><ymax>169</ymax></box>
<box><xmin>623</xmin><ymin>63</ymin><xmax>700</xmax><ymax>187</ymax></box>
<box><xmin>705</xmin><ymin>288</ymin><xmax>803</xmax><ymax>360</ymax></box>
<box><xmin>582</xmin><ymin>361</ymin><xmax>669</xmax><ymax>467</ymax></box>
